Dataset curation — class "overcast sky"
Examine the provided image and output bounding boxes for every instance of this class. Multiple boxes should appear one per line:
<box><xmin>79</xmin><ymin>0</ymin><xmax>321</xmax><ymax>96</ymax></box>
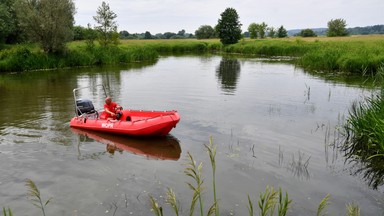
<box><xmin>74</xmin><ymin>0</ymin><xmax>384</xmax><ymax>34</ymax></box>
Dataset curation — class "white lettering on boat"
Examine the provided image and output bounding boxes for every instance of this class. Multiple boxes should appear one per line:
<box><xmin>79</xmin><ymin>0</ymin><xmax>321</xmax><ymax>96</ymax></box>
<box><xmin>101</xmin><ymin>123</ymin><xmax>114</xmax><ymax>128</ymax></box>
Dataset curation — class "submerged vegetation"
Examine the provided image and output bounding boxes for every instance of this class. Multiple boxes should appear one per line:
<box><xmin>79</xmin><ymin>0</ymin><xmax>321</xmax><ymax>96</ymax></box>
<box><xmin>1</xmin><ymin>35</ymin><xmax>384</xmax><ymax>75</ymax></box>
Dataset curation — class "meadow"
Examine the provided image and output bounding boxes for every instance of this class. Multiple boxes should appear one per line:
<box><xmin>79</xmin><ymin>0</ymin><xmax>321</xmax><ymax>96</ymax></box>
<box><xmin>1</xmin><ymin>35</ymin><xmax>384</xmax><ymax>74</ymax></box>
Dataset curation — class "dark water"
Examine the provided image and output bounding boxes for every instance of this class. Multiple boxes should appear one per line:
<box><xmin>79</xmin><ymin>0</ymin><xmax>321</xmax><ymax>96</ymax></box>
<box><xmin>0</xmin><ymin>55</ymin><xmax>383</xmax><ymax>215</ymax></box>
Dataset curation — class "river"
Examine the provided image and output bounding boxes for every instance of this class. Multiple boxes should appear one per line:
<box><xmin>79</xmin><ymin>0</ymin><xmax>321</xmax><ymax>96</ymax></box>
<box><xmin>0</xmin><ymin>55</ymin><xmax>383</xmax><ymax>215</ymax></box>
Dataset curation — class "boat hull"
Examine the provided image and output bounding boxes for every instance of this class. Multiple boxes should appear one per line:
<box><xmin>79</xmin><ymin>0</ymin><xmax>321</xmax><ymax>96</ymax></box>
<box><xmin>70</xmin><ymin>110</ymin><xmax>180</xmax><ymax>136</ymax></box>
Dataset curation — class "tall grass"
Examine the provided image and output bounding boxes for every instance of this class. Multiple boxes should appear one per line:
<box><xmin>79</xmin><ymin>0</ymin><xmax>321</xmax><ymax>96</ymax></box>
<box><xmin>0</xmin><ymin>44</ymin><xmax>158</xmax><ymax>72</ymax></box>
<box><xmin>25</xmin><ymin>178</ymin><xmax>52</xmax><ymax>216</ymax></box>
<box><xmin>2</xmin><ymin>208</ymin><xmax>12</xmax><ymax>216</ymax></box>
<box><xmin>148</xmin><ymin>138</ymin><xmax>363</xmax><ymax>216</ymax></box>
<box><xmin>341</xmin><ymin>64</ymin><xmax>384</xmax><ymax>189</ymax></box>
<box><xmin>1</xmin><ymin>35</ymin><xmax>383</xmax><ymax>74</ymax></box>
<box><xmin>342</xmin><ymin>94</ymin><xmax>384</xmax><ymax>189</ymax></box>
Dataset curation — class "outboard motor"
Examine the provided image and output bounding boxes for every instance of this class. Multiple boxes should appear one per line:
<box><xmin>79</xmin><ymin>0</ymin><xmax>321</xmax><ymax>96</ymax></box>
<box><xmin>76</xmin><ymin>99</ymin><xmax>96</xmax><ymax>116</ymax></box>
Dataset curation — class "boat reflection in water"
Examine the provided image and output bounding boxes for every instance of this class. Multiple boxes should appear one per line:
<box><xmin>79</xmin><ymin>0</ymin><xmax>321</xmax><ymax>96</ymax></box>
<box><xmin>71</xmin><ymin>128</ymin><xmax>182</xmax><ymax>161</ymax></box>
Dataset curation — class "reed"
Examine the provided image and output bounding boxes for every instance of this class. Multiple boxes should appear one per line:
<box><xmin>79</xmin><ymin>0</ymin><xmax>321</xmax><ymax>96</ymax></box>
<box><xmin>2</xmin><ymin>207</ymin><xmax>12</xmax><ymax>216</ymax></box>
<box><xmin>346</xmin><ymin>203</ymin><xmax>360</xmax><ymax>216</ymax></box>
<box><xmin>149</xmin><ymin>196</ymin><xmax>163</xmax><ymax>216</ymax></box>
<box><xmin>184</xmin><ymin>152</ymin><xmax>205</xmax><ymax>216</ymax></box>
<box><xmin>247</xmin><ymin>194</ymin><xmax>254</xmax><ymax>216</ymax></box>
<box><xmin>204</xmin><ymin>136</ymin><xmax>219</xmax><ymax>216</ymax></box>
<box><xmin>166</xmin><ymin>188</ymin><xmax>180</xmax><ymax>216</ymax></box>
<box><xmin>25</xmin><ymin>178</ymin><xmax>52</xmax><ymax>216</ymax></box>
<box><xmin>316</xmin><ymin>194</ymin><xmax>330</xmax><ymax>216</ymax></box>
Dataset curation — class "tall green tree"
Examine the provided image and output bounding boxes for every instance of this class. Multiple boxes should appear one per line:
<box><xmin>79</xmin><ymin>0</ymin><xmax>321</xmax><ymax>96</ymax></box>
<box><xmin>195</xmin><ymin>25</ymin><xmax>215</xmax><ymax>39</ymax></box>
<box><xmin>93</xmin><ymin>1</ymin><xmax>118</xmax><ymax>47</ymax></box>
<box><xmin>248</xmin><ymin>23</ymin><xmax>258</xmax><ymax>39</ymax></box>
<box><xmin>277</xmin><ymin>25</ymin><xmax>288</xmax><ymax>38</ymax></box>
<box><xmin>216</xmin><ymin>7</ymin><xmax>242</xmax><ymax>45</ymax></box>
<box><xmin>0</xmin><ymin>0</ymin><xmax>24</xmax><ymax>44</ymax></box>
<box><xmin>144</xmin><ymin>31</ymin><xmax>152</xmax><ymax>39</ymax></box>
<box><xmin>268</xmin><ymin>27</ymin><xmax>276</xmax><ymax>38</ymax></box>
<box><xmin>300</xmin><ymin>29</ymin><xmax>317</xmax><ymax>37</ymax></box>
<box><xmin>327</xmin><ymin>18</ymin><xmax>349</xmax><ymax>37</ymax></box>
<box><xmin>257</xmin><ymin>22</ymin><xmax>268</xmax><ymax>39</ymax></box>
<box><xmin>15</xmin><ymin>0</ymin><xmax>75</xmax><ymax>53</ymax></box>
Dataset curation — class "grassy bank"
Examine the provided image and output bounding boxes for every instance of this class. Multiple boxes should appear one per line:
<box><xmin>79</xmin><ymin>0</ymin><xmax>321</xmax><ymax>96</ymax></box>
<box><xmin>0</xmin><ymin>43</ymin><xmax>158</xmax><ymax>72</ymax></box>
<box><xmin>1</xmin><ymin>35</ymin><xmax>384</xmax><ymax>74</ymax></box>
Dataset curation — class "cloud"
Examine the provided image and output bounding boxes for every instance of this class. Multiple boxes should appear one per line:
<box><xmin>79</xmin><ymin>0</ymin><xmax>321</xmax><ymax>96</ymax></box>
<box><xmin>74</xmin><ymin>0</ymin><xmax>384</xmax><ymax>33</ymax></box>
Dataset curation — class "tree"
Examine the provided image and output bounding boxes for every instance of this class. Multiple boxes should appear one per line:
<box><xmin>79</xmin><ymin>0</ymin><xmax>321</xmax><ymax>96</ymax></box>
<box><xmin>248</xmin><ymin>23</ymin><xmax>258</xmax><ymax>39</ymax></box>
<box><xmin>144</xmin><ymin>31</ymin><xmax>152</xmax><ymax>39</ymax></box>
<box><xmin>195</xmin><ymin>25</ymin><xmax>216</xmax><ymax>39</ymax></box>
<box><xmin>0</xmin><ymin>0</ymin><xmax>24</xmax><ymax>44</ymax></box>
<box><xmin>327</xmin><ymin>18</ymin><xmax>349</xmax><ymax>37</ymax></box>
<box><xmin>93</xmin><ymin>1</ymin><xmax>118</xmax><ymax>47</ymax></box>
<box><xmin>85</xmin><ymin>23</ymin><xmax>98</xmax><ymax>50</ymax></box>
<box><xmin>119</xmin><ymin>30</ymin><xmax>129</xmax><ymax>39</ymax></box>
<box><xmin>216</xmin><ymin>7</ymin><xmax>242</xmax><ymax>45</ymax></box>
<box><xmin>15</xmin><ymin>0</ymin><xmax>75</xmax><ymax>53</ymax></box>
<box><xmin>177</xmin><ymin>29</ymin><xmax>186</xmax><ymax>37</ymax></box>
<box><xmin>257</xmin><ymin>22</ymin><xmax>268</xmax><ymax>39</ymax></box>
<box><xmin>73</xmin><ymin>26</ymin><xmax>87</xmax><ymax>40</ymax></box>
<box><xmin>268</xmin><ymin>27</ymin><xmax>276</xmax><ymax>38</ymax></box>
<box><xmin>300</xmin><ymin>29</ymin><xmax>317</xmax><ymax>37</ymax></box>
<box><xmin>163</xmin><ymin>32</ymin><xmax>176</xmax><ymax>39</ymax></box>
<box><xmin>277</xmin><ymin>25</ymin><xmax>288</xmax><ymax>38</ymax></box>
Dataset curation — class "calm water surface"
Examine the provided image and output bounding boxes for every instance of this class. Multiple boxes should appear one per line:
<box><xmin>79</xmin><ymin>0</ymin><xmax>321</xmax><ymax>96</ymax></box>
<box><xmin>0</xmin><ymin>55</ymin><xmax>383</xmax><ymax>215</ymax></box>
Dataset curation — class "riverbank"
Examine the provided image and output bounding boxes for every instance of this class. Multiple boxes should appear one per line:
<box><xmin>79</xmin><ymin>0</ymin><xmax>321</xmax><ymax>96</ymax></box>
<box><xmin>1</xmin><ymin>35</ymin><xmax>384</xmax><ymax>74</ymax></box>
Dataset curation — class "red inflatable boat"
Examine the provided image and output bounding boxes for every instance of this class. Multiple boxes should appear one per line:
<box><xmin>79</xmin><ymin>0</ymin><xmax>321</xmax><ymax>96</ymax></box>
<box><xmin>70</xmin><ymin>109</ymin><xmax>180</xmax><ymax>136</ymax></box>
<box><xmin>69</xmin><ymin>85</ymin><xmax>180</xmax><ymax>136</ymax></box>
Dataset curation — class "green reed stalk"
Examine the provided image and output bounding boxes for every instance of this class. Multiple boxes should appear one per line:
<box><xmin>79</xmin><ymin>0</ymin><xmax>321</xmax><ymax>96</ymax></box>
<box><xmin>166</xmin><ymin>188</ymin><xmax>180</xmax><ymax>216</ymax></box>
<box><xmin>316</xmin><ymin>194</ymin><xmax>330</xmax><ymax>216</ymax></box>
<box><xmin>258</xmin><ymin>186</ymin><xmax>278</xmax><ymax>216</ymax></box>
<box><xmin>346</xmin><ymin>203</ymin><xmax>360</xmax><ymax>216</ymax></box>
<box><xmin>204</xmin><ymin>136</ymin><xmax>219</xmax><ymax>216</ymax></box>
<box><xmin>25</xmin><ymin>178</ymin><xmax>52</xmax><ymax>216</ymax></box>
<box><xmin>2</xmin><ymin>207</ymin><xmax>12</xmax><ymax>216</ymax></box>
<box><xmin>277</xmin><ymin>188</ymin><xmax>292</xmax><ymax>216</ymax></box>
<box><xmin>247</xmin><ymin>194</ymin><xmax>254</xmax><ymax>216</ymax></box>
<box><xmin>149</xmin><ymin>196</ymin><xmax>163</xmax><ymax>216</ymax></box>
<box><xmin>184</xmin><ymin>152</ymin><xmax>204</xmax><ymax>216</ymax></box>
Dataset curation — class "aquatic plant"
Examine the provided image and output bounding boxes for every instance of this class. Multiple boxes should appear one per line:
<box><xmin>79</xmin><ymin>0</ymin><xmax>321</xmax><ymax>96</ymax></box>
<box><xmin>147</xmin><ymin>138</ymin><xmax>367</xmax><ymax>216</ymax></box>
<box><xmin>25</xmin><ymin>178</ymin><xmax>52</xmax><ymax>216</ymax></box>
<box><xmin>342</xmin><ymin>93</ymin><xmax>384</xmax><ymax>189</ymax></box>
<box><xmin>317</xmin><ymin>194</ymin><xmax>330</xmax><ymax>216</ymax></box>
<box><xmin>149</xmin><ymin>196</ymin><xmax>163</xmax><ymax>216</ymax></box>
<box><xmin>166</xmin><ymin>188</ymin><xmax>180</xmax><ymax>216</ymax></box>
<box><xmin>2</xmin><ymin>207</ymin><xmax>12</xmax><ymax>216</ymax></box>
<box><xmin>184</xmin><ymin>152</ymin><xmax>205</xmax><ymax>216</ymax></box>
<box><xmin>204</xmin><ymin>137</ymin><xmax>219</xmax><ymax>216</ymax></box>
<box><xmin>346</xmin><ymin>202</ymin><xmax>360</xmax><ymax>216</ymax></box>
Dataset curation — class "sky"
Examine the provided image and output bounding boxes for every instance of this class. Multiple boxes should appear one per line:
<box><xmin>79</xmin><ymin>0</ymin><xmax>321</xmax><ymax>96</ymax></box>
<box><xmin>74</xmin><ymin>0</ymin><xmax>384</xmax><ymax>34</ymax></box>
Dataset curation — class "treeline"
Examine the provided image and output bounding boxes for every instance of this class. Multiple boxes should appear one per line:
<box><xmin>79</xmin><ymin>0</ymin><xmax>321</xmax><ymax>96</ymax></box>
<box><xmin>74</xmin><ymin>27</ymin><xmax>195</xmax><ymax>40</ymax></box>
<box><xmin>348</xmin><ymin>25</ymin><xmax>384</xmax><ymax>35</ymax></box>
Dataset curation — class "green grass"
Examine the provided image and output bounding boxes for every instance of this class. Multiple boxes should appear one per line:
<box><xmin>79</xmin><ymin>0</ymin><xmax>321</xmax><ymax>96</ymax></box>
<box><xmin>342</xmin><ymin>93</ymin><xmax>384</xmax><ymax>189</ymax></box>
<box><xmin>341</xmin><ymin>64</ymin><xmax>384</xmax><ymax>189</ymax></box>
<box><xmin>25</xmin><ymin>178</ymin><xmax>52</xmax><ymax>216</ymax></box>
<box><xmin>1</xmin><ymin>35</ymin><xmax>384</xmax><ymax>74</ymax></box>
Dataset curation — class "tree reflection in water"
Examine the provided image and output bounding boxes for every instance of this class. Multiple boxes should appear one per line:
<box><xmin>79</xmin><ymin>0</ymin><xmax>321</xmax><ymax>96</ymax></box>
<box><xmin>216</xmin><ymin>58</ymin><xmax>241</xmax><ymax>94</ymax></box>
